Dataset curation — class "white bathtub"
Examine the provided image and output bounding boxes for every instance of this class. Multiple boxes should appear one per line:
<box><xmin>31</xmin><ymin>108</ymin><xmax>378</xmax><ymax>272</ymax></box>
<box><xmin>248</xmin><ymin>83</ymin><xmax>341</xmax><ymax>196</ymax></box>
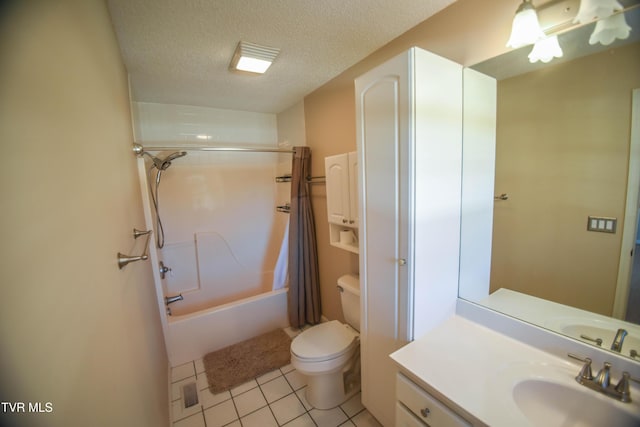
<box><xmin>166</xmin><ymin>288</ymin><xmax>289</xmax><ymax>367</ymax></box>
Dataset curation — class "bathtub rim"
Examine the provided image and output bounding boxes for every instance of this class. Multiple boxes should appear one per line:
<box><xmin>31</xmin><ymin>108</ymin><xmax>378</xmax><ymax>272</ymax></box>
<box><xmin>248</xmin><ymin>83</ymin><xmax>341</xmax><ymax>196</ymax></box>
<box><xmin>167</xmin><ymin>287</ymin><xmax>288</xmax><ymax>323</ymax></box>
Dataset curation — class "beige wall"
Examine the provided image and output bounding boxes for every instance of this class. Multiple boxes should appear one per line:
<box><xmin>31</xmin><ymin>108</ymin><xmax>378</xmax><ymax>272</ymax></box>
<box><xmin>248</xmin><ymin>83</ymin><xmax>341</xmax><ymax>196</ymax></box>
<box><xmin>491</xmin><ymin>42</ymin><xmax>640</xmax><ymax>315</ymax></box>
<box><xmin>0</xmin><ymin>1</ymin><xmax>169</xmax><ymax>426</ymax></box>
<box><xmin>303</xmin><ymin>0</ymin><xmax>519</xmax><ymax>322</ymax></box>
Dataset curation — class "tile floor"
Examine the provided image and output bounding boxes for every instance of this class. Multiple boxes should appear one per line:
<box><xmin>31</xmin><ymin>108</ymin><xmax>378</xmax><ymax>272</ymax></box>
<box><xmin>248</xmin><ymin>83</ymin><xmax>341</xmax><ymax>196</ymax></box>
<box><xmin>170</xmin><ymin>359</ymin><xmax>382</xmax><ymax>427</ymax></box>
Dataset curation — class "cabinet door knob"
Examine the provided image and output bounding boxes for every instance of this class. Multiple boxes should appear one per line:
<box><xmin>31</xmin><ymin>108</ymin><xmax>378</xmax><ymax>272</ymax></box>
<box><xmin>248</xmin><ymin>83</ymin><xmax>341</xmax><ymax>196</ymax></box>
<box><xmin>398</xmin><ymin>258</ymin><xmax>407</xmax><ymax>266</ymax></box>
<box><xmin>420</xmin><ymin>407</ymin><xmax>430</xmax><ymax>418</ymax></box>
<box><xmin>342</xmin><ymin>219</ymin><xmax>348</xmax><ymax>224</ymax></box>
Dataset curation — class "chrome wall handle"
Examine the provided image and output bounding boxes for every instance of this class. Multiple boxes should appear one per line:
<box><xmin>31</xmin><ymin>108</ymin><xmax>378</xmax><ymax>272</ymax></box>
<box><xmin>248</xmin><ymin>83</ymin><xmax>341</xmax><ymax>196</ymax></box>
<box><xmin>118</xmin><ymin>228</ymin><xmax>152</xmax><ymax>269</ymax></box>
<box><xmin>159</xmin><ymin>261</ymin><xmax>172</xmax><ymax>279</ymax></box>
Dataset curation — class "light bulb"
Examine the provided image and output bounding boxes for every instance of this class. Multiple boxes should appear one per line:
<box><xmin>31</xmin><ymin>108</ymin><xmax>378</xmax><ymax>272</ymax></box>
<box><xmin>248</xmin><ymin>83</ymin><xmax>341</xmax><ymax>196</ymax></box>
<box><xmin>589</xmin><ymin>13</ymin><xmax>631</xmax><ymax>45</ymax></box>
<box><xmin>528</xmin><ymin>35</ymin><xmax>564</xmax><ymax>63</ymax></box>
<box><xmin>507</xmin><ymin>1</ymin><xmax>546</xmax><ymax>48</ymax></box>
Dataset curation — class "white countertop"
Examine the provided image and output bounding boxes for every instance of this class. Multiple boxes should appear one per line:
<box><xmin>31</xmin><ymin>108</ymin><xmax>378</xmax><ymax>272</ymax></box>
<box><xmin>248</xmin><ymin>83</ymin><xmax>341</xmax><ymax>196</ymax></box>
<box><xmin>481</xmin><ymin>289</ymin><xmax>640</xmax><ymax>339</ymax></box>
<box><xmin>390</xmin><ymin>315</ymin><xmax>640</xmax><ymax>426</ymax></box>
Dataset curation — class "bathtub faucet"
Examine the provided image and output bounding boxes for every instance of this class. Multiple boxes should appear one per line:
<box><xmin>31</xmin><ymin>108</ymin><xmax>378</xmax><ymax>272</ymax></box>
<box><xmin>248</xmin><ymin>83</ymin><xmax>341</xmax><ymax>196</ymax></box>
<box><xmin>165</xmin><ymin>294</ymin><xmax>183</xmax><ymax>305</ymax></box>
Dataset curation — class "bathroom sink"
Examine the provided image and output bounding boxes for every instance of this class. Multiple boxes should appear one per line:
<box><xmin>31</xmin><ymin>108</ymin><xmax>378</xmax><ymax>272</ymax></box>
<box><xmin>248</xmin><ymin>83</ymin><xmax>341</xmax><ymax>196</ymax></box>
<box><xmin>573</xmin><ymin>327</ymin><xmax>640</xmax><ymax>357</ymax></box>
<box><xmin>513</xmin><ymin>379</ymin><xmax>640</xmax><ymax>427</ymax></box>
<box><xmin>545</xmin><ymin>316</ymin><xmax>640</xmax><ymax>357</ymax></box>
<box><xmin>493</xmin><ymin>361</ymin><xmax>640</xmax><ymax>427</ymax></box>
<box><xmin>564</xmin><ymin>324</ymin><xmax>640</xmax><ymax>349</ymax></box>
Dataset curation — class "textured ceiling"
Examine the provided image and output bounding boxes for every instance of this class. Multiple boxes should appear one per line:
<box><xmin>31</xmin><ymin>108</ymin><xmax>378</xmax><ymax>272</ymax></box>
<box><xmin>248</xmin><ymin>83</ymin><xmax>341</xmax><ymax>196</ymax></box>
<box><xmin>107</xmin><ymin>0</ymin><xmax>457</xmax><ymax>114</ymax></box>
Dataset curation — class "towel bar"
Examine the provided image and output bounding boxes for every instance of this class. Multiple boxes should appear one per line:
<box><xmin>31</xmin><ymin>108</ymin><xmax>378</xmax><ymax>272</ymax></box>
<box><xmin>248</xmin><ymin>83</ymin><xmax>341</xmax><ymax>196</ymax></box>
<box><xmin>118</xmin><ymin>229</ymin><xmax>152</xmax><ymax>269</ymax></box>
<box><xmin>276</xmin><ymin>203</ymin><xmax>290</xmax><ymax>213</ymax></box>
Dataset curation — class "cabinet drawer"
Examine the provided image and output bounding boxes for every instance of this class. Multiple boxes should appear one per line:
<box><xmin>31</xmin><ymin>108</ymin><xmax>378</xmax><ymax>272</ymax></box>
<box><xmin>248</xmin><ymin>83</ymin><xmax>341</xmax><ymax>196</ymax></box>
<box><xmin>396</xmin><ymin>402</ymin><xmax>427</xmax><ymax>427</ymax></box>
<box><xmin>397</xmin><ymin>374</ymin><xmax>470</xmax><ymax>427</ymax></box>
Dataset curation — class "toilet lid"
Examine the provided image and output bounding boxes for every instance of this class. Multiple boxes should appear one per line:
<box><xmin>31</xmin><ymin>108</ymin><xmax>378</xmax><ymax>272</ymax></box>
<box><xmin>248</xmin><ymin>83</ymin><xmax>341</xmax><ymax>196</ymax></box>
<box><xmin>291</xmin><ymin>320</ymin><xmax>358</xmax><ymax>360</ymax></box>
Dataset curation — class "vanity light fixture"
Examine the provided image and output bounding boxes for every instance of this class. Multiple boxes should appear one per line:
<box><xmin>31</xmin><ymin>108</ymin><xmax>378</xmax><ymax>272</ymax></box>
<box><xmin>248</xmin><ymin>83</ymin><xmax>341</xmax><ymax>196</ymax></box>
<box><xmin>506</xmin><ymin>0</ymin><xmax>546</xmax><ymax>48</ymax></box>
<box><xmin>573</xmin><ymin>0</ymin><xmax>631</xmax><ymax>46</ymax></box>
<box><xmin>229</xmin><ymin>41</ymin><xmax>280</xmax><ymax>74</ymax></box>
<box><xmin>528</xmin><ymin>34</ymin><xmax>564</xmax><ymax>62</ymax></box>
<box><xmin>506</xmin><ymin>0</ymin><xmax>564</xmax><ymax>63</ymax></box>
<box><xmin>507</xmin><ymin>0</ymin><xmax>634</xmax><ymax>63</ymax></box>
<box><xmin>573</xmin><ymin>0</ymin><xmax>624</xmax><ymax>22</ymax></box>
<box><xmin>588</xmin><ymin>11</ymin><xmax>632</xmax><ymax>44</ymax></box>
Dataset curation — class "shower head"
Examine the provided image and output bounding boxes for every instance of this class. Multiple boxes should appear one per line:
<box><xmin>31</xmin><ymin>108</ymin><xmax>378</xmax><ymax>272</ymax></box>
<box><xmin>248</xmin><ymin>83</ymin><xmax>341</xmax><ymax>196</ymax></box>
<box><xmin>163</xmin><ymin>150</ymin><xmax>188</xmax><ymax>164</ymax></box>
<box><xmin>148</xmin><ymin>151</ymin><xmax>187</xmax><ymax>170</ymax></box>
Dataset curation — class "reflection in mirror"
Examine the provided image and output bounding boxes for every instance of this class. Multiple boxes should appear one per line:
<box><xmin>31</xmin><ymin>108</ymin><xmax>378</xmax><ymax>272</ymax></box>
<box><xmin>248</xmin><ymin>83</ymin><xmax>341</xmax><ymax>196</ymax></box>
<box><xmin>460</xmin><ymin>5</ymin><xmax>640</xmax><ymax>361</ymax></box>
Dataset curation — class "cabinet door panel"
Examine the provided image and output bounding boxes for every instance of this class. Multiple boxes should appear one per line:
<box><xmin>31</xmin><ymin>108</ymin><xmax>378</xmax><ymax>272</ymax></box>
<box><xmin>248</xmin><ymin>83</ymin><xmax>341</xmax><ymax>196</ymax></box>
<box><xmin>325</xmin><ymin>153</ymin><xmax>350</xmax><ymax>225</ymax></box>
<box><xmin>357</xmin><ymin>50</ymin><xmax>410</xmax><ymax>427</ymax></box>
<box><xmin>348</xmin><ymin>151</ymin><xmax>359</xmax><ymax>227</ymax></box>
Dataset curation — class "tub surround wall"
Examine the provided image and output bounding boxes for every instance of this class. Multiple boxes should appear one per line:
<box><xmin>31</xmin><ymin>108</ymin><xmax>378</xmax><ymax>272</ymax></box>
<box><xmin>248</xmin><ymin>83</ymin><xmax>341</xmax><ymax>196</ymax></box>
<box><xmin>0</xmin><ymin>1</ymin><xmax>169</xmax><ymax>426</ymax></box>
<box><xmin>134</xmin><ymin>102</ymin><xmax>291</xmax><ymax>366</ymax></box>
<box><xmin>134</xmin><ymin>102</ymin><xmax>277</xmax><ymax>144</ymax></box>
<box><xmin>134</xmin><ymin>102</ymin><xmax>288</xmax><ymax>316</ymax></box>
<box><xmin>143</xmin><ymin>152</ymin><xmax>287</xmax><ymax>316</ymax></box>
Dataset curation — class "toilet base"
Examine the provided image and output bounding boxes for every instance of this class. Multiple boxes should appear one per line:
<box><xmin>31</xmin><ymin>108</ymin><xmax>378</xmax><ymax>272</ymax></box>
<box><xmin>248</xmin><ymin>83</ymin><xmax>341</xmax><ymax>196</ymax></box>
<box><xmin>302</xmin><ymin>350</ymin><xmax>361</xmax><ymax>410</ymax></box>
<box><xmin>304</xmin><ymin>369</ymin><xmax>361</xmax><ymax>409</ymax></box>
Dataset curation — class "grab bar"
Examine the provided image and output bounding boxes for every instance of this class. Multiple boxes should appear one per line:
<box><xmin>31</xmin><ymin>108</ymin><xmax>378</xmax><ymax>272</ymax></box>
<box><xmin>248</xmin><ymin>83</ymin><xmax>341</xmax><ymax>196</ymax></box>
<box><xmin>118</xmin><ymin>229</ymin><xmax>152</xmax><ymax>269</ymax></box>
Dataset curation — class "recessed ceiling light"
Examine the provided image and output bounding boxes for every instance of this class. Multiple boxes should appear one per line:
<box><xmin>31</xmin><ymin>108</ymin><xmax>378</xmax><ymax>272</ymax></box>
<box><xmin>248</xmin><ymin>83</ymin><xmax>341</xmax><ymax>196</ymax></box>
<box><xmin>229</xmin><ymin>41</ymin><xmax>280</xmax><ymax>74</ymax></box>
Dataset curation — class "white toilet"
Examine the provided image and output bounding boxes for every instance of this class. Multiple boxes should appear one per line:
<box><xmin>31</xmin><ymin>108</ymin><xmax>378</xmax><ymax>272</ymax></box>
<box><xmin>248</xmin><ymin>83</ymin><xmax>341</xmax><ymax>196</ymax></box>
<box><xmin>290</xmin><ymin>274</ymin><xmax>360</xmax><ymax>409</ymax></box>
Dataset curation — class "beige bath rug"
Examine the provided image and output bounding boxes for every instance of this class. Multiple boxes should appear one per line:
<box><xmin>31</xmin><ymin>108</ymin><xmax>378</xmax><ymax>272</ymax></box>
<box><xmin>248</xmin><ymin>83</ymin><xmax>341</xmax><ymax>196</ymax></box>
<box><xmin>203</xmin><ymin>328</ymin><xmax>292</xmax><ymax>394</ymax></box>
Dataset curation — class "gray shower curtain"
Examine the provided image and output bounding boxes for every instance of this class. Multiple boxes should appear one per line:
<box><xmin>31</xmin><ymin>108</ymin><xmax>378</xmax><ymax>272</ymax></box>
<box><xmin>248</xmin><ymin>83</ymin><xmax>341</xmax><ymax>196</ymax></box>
<box><xmin>288</xmin><ymin>146</ymin><xmax>321</xmax><ymax>328</ymax></box>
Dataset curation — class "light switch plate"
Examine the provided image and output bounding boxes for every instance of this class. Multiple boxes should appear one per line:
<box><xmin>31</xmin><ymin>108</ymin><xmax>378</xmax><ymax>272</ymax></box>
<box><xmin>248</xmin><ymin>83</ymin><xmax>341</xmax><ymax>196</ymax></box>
<box><xmin>587</xmin><ymin>216</ymin><xmax>617</xmax><ymax>233</ymax></box>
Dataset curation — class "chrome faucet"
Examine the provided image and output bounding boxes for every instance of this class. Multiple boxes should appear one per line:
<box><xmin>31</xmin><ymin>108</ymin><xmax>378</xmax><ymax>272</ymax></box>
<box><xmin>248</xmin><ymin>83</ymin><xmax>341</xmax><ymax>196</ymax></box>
<box><xmin>611</xmin><ymin>328</ymin><xmax>628</xmax><ymax>352</ymax></box>
<box><xmin>594</xmin><ymin>362</ymin><xmax>611</xmax><ymax>389</ymax></box>
<box><xmin>569</xmin><ymin>353</ymin><xmax>640</xmax><ymax>403</ymax></box>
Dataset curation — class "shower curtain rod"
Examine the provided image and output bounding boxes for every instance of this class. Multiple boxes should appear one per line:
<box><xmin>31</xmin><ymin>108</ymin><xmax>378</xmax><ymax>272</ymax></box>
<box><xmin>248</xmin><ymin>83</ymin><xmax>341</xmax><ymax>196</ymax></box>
<box><xmin>133</xmin><ymin>143</ymin><xmax>295</xmax><ymax>154</ymax></box>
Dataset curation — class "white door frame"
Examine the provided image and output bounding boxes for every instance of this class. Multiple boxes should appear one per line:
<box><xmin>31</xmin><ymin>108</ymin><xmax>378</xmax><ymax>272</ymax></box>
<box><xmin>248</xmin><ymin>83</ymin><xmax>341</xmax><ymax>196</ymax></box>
<box><xmin>613</xmin><ymin>88</ymin><xmax>640</xmax><ymax>319</ymax></box>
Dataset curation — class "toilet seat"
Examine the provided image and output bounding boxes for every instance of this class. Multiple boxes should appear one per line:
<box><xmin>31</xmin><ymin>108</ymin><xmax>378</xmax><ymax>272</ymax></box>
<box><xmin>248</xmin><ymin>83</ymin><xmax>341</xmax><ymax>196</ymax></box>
<box><xmin>291</xmin><ymin>320</ymin><xmax>358</xmax><ymax>362</ymax></box>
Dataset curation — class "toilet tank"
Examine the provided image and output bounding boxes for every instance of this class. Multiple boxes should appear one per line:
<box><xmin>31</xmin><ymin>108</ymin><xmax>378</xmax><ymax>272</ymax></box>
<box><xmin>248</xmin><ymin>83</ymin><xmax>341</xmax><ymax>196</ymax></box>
<box><xmin>337</xmin><ymin>274</ymin><xmax>360</xmax><ymax>331</ymax></box>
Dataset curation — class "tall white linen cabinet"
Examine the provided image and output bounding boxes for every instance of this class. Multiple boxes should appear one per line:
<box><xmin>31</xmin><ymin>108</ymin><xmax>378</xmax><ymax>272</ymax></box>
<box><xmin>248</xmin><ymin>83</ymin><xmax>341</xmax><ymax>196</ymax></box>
<box><xmin>355</xmin><ymin>47</ymin><xmax>463</xmax><ymax>426</ymax></box>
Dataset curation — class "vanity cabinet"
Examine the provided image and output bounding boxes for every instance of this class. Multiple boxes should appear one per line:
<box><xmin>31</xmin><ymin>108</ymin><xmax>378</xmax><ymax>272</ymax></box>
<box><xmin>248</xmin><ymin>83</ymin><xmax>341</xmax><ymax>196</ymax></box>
<box><xmin>396</xmin><ymin>374</ymin><xmax>470</xmax><ymax>427</ymax></box>
<box><xmin>325</xmin><ymin>151</ymin><xmax>359</xmax><ymax>253</ymax></box>
<box><xmin>356</xmin><ymin>47</ymin><xmax>462</xmax><ymax>426</ymax></box>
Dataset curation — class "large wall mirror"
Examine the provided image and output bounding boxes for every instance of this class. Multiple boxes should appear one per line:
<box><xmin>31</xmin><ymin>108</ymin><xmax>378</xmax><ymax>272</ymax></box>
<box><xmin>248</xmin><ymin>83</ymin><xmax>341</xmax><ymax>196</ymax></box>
<box><xmin>459</xmin><ymin>5</ymin><xmax>640</xmax><ymax>362</ymax></box>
